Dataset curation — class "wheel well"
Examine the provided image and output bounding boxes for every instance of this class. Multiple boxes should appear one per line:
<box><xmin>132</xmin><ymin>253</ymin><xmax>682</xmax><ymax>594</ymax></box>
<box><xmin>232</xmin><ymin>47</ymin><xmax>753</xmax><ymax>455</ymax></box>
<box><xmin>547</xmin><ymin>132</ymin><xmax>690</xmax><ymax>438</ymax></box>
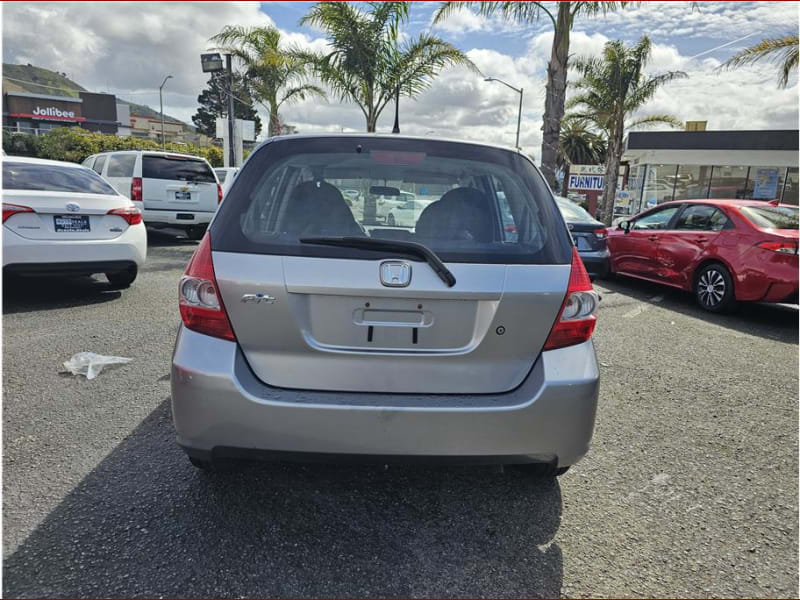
<box><xmin>693</xmin><ymin>259</ymin><xmax>734</xmax><ymax>288</ymax></box>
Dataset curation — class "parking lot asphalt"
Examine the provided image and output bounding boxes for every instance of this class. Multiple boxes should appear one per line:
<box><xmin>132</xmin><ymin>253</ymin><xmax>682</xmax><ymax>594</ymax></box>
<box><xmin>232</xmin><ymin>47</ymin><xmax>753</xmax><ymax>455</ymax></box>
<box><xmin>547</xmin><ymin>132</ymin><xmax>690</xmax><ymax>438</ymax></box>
<box><xmin>3</xmin><ymin>229</ymin><xmax>798</xmax><ymax>598</ymax></box>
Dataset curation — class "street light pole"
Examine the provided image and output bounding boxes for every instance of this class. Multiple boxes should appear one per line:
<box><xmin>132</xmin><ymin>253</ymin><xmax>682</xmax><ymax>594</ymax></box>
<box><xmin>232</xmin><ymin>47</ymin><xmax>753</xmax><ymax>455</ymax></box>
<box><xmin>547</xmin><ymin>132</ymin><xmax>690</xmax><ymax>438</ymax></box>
<box><xmin>159</xmin><ymin>75</ymin><xmax>173</xmax><ymax>150</ymax></box>
<box><xmin>226</xmin><ymin>53</ymin><xmax>236</xmax><ymax>168</ymax></box>
<box><xmin>484</xmin><ymin>77</ymin><xmax>523</xmax><ymax>150</ymax></box>
<box><xmin>516</xmin><ymin>87</ymin><xmax>523</xmax><ymax>150</ymax></box>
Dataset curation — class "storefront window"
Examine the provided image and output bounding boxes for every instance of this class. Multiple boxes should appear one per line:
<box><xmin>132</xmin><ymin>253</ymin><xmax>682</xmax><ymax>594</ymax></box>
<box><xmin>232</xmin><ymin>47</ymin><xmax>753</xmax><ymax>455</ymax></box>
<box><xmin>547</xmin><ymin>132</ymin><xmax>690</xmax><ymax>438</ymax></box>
<box><xmin>641</xmin><ymin>164</ymin><xmax>677</xmax><ymax>209</ymax></box>
<box><xmin>743</xmin><ymin>167</ymin><xmax>786</xmax><ymax>200</ymax></box>
<box><xmin>620</xmin><ymin>165</ymin><xmax>645</xmax><ymax>215</ymax></box>
<box><xmin>708</xmin><ymin>165</ymin><xmax>749</xmax><ymax>199</ymax></box>
<box><xmin>673</xmin><ymin>165</ymin><xmax>713</xmax><ymax>201</ymax></box>
<box><xmin>782</xmin><ymin>168</ymin><xmax>798</xmax><ymax>205</ymax></box>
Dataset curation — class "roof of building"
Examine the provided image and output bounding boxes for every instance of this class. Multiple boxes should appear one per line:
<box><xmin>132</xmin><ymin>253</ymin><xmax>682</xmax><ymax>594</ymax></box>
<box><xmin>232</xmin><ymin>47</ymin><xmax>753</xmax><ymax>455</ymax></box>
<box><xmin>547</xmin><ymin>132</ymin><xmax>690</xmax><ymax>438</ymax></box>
<box><xmin>626</xmin><ymin>130</ymin><xmax>798</xmax><ymax>152</ymax></box>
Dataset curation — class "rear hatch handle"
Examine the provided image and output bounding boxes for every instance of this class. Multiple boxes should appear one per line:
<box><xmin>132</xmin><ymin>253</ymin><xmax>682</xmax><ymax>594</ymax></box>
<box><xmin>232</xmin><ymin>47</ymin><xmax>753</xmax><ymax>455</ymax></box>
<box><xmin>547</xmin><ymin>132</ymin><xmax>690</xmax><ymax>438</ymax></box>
<box><xmin>300</xmin><ymin>236</ymin><xmax>457</xmax><ymax>287</ymax></box>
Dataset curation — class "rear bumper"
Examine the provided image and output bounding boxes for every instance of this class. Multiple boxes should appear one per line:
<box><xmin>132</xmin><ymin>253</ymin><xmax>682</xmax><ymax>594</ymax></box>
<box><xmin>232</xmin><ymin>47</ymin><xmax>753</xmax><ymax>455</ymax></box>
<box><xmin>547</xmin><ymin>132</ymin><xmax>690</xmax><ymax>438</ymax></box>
<box><xmin>4</xmin><ymin>260</ymin><xmax>137</xmax><ymax>277</ymax></box>
<box><xmin>171</xmin><ymin>327</ymin><xmax>600</xmax><ymax>467</ymax></box>
<box><xmin>2</xmin><ymin>224</ymin><xmax>146</xmax><ymax>270</ymax></box>
<box><xmin>578</xmin><ymin>248</ymin><xmax>610</xmax><ymax>278</ymax></box>
<box><xmin>142</xmin><ymin>207</ymin><xmax>216</xmax><ymax>227</ymax></box>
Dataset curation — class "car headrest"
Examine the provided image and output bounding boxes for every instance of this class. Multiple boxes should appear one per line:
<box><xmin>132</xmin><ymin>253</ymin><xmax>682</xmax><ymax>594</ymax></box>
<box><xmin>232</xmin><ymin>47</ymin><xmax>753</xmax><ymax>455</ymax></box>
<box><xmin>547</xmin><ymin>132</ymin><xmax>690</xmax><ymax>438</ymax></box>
<box><xmin>415</xmin><ymin>187</ymin><xmax>495</xmax><ymax>243</ymax></box>
<box><xmin>282</xmin><ymin>180</ymin><xmax>363</xmax><ymax>237</ymax></box>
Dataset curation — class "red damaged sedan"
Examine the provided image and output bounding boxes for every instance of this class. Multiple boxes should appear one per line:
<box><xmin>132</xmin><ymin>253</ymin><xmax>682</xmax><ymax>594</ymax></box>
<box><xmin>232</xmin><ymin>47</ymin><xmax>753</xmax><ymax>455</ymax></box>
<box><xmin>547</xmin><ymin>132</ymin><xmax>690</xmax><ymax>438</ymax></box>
<box><xmin>607</xmin><ymin>199</ymin><xmax>798</xmax><ymax>312</ymax></box>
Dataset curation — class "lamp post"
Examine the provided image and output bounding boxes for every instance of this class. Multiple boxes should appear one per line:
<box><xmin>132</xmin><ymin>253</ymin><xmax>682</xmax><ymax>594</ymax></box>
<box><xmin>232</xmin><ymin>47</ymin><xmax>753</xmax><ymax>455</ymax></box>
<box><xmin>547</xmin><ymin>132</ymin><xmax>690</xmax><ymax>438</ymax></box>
<box><xmin>159</xmin><ymin>75</ymin><xmax>173</xmax><ymax>150</ymax></box>
<box><xmin>199</xmin><ymin>52</ymin><xmax>235</xmax><ymax>166</ymax></box>
<box><xmin>484</xmin><ymin>77</ymin><xmax>523</xmax><ymax>150</ymax></box>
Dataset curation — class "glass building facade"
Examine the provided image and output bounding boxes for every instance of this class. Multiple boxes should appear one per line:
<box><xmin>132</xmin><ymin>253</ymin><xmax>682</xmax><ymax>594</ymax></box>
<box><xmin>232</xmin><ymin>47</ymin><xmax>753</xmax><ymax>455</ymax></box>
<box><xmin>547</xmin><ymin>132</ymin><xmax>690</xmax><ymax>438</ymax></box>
<box><xmin>621</xmin><ymin>131</ymin><xmax>798</xmax><ymax>214</ymax></box>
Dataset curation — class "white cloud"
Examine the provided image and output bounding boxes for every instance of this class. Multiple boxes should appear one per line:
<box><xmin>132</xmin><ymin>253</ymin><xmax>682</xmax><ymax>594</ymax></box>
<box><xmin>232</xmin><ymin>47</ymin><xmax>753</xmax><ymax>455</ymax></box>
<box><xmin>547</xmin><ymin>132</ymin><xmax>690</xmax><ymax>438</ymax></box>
<box><xmin>429</xmin><ymin>8</ymin><xmax>489</xmax><ymax>35</ymax></box>
<box><xmin>2</xmin><ymin>0</ymin><xmax>797</xmax><ymax>153</ymax></box>
<box><xmin>2</xmin><ymin>1</ymin><xmax>277</xmax><ymax>124</ymax></box>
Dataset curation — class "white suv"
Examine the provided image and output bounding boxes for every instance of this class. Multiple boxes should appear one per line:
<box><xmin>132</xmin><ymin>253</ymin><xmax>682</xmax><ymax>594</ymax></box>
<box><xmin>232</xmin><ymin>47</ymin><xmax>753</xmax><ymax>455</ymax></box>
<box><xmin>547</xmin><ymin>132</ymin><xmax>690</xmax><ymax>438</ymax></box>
<box><xmin>83</xmin><ymin>151</ymin><xmax>222</xmax><ymax>240</ymax></box>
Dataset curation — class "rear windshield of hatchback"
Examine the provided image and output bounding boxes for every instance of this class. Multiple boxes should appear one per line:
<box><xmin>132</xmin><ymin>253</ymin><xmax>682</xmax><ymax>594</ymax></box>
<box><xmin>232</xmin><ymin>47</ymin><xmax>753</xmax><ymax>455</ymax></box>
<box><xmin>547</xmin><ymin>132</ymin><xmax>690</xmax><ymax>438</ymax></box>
<box><xmin>142</xmin><ymin>155</ymin><xmax>215</xmax><ymax>183</ymax></box>
<box><xmin>740</xmin><ymin>205</ymin><xmax>799</xmax><ymax>229</ymax></box>
<box><xmin>211</xmin><ymin>137</ymin><xmax>572</xmax><ymax>264</ymax></box>
<box><xmin>2</xmin><ymin>162</ymin><xmax>117</xmax><ymax>195</ymax></box>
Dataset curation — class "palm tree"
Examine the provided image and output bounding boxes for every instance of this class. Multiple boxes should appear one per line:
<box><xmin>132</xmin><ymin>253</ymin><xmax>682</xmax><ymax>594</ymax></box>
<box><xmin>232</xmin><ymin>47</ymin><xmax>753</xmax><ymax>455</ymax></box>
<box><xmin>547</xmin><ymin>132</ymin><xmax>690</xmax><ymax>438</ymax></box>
<box><xmin>434</xmin><ymin>1</ymin><xmax>635</xmax><ymax>189</ymax></box>
<box><xmin>557</xmin><ymin>117</ymin><xmax>607</xmax><ymax>194</ymax></box>
<box><xmin>717</xmin><ymin>34</ymin><xmax>798</xmax><ymax>88</ymax></box>
<box><xmin>210</xmin><ymin>25</ymin><xmax>326</xmax><ymax>137</ymax></box>
<box><xmin>299</xmin><ymin>1</ymin><xmax>478</xmax><ymax>132</ymax></box>
<box><xmin>569</xmin><ymin>36</ymin><xmax>687</xmax><ymax>224</ymax></box>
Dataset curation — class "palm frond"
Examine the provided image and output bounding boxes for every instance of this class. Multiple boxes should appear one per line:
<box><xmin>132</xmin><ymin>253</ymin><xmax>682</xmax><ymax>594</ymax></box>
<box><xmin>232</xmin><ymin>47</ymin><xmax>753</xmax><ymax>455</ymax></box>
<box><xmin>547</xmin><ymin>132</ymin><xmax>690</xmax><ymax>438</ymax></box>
<box><xmin>717</xmin><ymin>34</ymin><xmax>798</xmax><ymax>88</ymax></box>
<box><xmin>433</xmin><ymin>1</ymin><xmax>554</xmax><ymax>28</ymax></box>
<box><xmin>624</xmin><ymin>70</ymin><xmax>687</xmax><ymax>110</ymax></box>
<box><xmin>278</xmin><ymin>83</ymin><xmax>327</xmax><ymax>109</ymax></box>
<box><xmin>626</xmin><ymin>114</ymin><xmax>683</xmax><ymax>129</ymax></box>
<box><xmin>573</xmin><ymin>1</ymin><xmax>639</xmax><ymax>18</ymax></box>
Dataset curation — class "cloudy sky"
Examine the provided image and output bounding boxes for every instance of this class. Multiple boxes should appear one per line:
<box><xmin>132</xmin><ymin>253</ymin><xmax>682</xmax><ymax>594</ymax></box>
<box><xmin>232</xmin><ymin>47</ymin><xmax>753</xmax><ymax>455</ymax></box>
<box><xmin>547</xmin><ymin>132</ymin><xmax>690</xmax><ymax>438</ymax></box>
<box><xmin>3</xmin><ymin>1</ymin><xmax>798</xmax><ymax>155</ymax></box>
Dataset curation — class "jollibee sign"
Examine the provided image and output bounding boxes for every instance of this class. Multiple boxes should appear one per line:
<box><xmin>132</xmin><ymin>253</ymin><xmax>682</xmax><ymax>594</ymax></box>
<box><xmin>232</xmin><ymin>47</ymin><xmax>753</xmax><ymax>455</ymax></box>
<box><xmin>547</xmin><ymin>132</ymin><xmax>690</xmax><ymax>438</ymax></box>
<box><xmin>32</xmin><ymin>105</ymin><xmax>76</xmax><ymax>118</ymax></box>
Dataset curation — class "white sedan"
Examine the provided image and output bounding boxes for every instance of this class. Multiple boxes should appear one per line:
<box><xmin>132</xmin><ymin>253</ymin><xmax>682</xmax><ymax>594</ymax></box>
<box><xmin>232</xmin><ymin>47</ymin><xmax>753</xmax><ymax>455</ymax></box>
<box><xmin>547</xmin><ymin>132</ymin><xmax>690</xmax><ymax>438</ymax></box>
<box><xmin>3</xmin><ymin>156</ymin><xmax>147</xmax><ymax>287</ymax></box>
<box><xmin>386</xmin><ymin>198</ymin><xmax>435</xmax><ymax>228</ymax></box>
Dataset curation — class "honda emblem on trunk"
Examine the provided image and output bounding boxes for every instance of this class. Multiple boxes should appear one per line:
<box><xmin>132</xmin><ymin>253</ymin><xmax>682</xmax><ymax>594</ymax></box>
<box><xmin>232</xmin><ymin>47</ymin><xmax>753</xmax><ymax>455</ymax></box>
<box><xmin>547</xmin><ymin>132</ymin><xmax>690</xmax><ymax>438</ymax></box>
<box><xmin>380</xmin><ymin>261</ymin><xmax>412</xmax><ymax>287</ymax></box>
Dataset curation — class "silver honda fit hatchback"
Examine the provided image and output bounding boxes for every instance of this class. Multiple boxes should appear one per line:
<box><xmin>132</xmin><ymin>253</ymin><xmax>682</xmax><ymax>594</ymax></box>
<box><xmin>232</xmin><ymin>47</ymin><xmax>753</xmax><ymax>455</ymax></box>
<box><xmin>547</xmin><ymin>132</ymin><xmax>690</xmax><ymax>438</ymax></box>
<box><xmin>171</xmin><ymin>135</ymin><xmax>599</xmax><ymax>475</ymax></box>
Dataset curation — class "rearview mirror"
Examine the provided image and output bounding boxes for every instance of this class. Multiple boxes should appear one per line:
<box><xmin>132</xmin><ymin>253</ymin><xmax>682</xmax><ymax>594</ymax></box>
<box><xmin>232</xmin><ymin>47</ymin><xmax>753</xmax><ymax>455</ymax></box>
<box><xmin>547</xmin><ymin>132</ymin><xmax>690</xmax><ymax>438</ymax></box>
<box><xmin>369</xmin><ymin>186</ymin><xmax>400</xmax><ymax>197</ymax></box>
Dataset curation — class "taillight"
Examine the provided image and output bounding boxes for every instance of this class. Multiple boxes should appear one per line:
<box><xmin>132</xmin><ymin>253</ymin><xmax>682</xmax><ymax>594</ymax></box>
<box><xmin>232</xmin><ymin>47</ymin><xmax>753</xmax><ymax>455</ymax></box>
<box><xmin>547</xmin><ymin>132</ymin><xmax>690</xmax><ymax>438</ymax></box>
<box><xmin>593</xmin><ymin>228</ymin><xmax>607</xmax><ymax>239</ymax></box>
<box><xmin>131</xmin><ymin>177</ymin><xmax>143</xmax><ymax>202</ymax></box>
<box><xmin>543</xmin><ymin>247</ymin><xmax>598</xmax><ymax>351</ymax></box>
<box><xmin>756</xmin><ymin>241</ymin><xmax>798</xmax><ymax>254</ymax></box>
<box><xmin>217</xmin><ymin>183</ymin><xmax>223</xmax><ymax>204</ymax></box>
<box><xmin>179</xmin><ymin>233</ymin><xmax>236</xmax><ymax>341</ymax></box>
<box><xmin>107</xmin><ymin>206</ymin><xmax>142</xmax><ymax>226</ymax></box>
<box><xmin>2</xmin><ymin>203</ymin><xmax>33</xmax><ymax>223</ymax></box>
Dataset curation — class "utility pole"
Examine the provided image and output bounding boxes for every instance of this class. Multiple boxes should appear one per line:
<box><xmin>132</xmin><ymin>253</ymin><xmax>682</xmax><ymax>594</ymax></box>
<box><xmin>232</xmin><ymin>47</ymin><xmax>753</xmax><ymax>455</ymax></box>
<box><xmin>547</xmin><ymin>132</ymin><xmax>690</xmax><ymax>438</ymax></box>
<box><xmin>159</xmin><ymin>74</ymin><xmax>173</xmax><ymax>150</ymax></box>
<box><xmin>226</xmin><ymin>53</ymin><xmax>236</xmax><ymax>167</ymax></box>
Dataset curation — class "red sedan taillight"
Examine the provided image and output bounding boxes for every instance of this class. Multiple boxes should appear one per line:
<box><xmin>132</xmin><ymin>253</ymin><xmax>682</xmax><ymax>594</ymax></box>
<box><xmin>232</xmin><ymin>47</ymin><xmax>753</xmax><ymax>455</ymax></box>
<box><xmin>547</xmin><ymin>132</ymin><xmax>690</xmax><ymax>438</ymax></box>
<box><xmin>543</xmin><ymin>247</ymin><xmax>598</xmax><ymax>350</ymax></box>
<box><xmin>179</xmin><ymin>233</ymin><xmax>236</xmax><ymax>341</ymax></box>
<box><xmin>217</xmin><ymin>183</ymin><xmax>224</xmax><ymax>204</ymax></box>
<box><xmin>2</xmin><ymin>203</ymin><xmax>33</xmax><ymax>223</ymax></box>
<box><xmin>131</xmin><ymin>177</ymin><xmax>143</xmax><ymax>202</ymax></box>
<box><xmin>593</xmin><ymin>228</ymin><xmax>607</xmax><ymax>239</ymax></box>
<box><xmin>756</xmin><ymin>241</ymin><xmax>798</xmax><ymax>254</ymax></box>
<box><xmin>107</xmin><ymin>206</ymin><xmax>142</xmax><ymax>226</ymax></box>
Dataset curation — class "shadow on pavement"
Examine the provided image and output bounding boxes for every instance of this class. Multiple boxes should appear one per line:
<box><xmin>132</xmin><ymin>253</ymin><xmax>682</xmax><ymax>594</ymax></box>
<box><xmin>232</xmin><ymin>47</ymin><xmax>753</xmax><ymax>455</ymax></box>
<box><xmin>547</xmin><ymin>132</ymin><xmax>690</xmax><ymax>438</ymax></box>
<box><xmin>4</xmin><ymin>400</ymin><xmax>564</xmax><ymax>598</ymax></box>
<box><xmin>146</xmin><ymin>226</ymin><xmax>199</xmax><ymax>248</ymax></box>
<box><xmin>598</xmin><ymin>275</ymin><xmax>798</xmax><ymax>345</ymax></box>
<box><xmin>3</xmin><ymin>275</ymin><xmax>122</xmax><ymax>315</ymax></box>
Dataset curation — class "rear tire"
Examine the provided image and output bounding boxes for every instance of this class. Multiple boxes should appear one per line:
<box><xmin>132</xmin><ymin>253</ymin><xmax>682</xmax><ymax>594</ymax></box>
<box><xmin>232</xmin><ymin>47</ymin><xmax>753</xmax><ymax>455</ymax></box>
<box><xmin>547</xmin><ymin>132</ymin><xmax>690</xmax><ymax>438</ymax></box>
<box><xmin>105</xmin><ymin>265</ymin><xmax>137</xmax><ymax>289</ymax></box>
<box><xmin>694</xmin><ymin>263</ymin><xmax>736</xmax><ymax>313</ymax></box>
<box><xmin>513</xmin><ymin>463</ymin><xmax>570</xmax><ymax>477</ymax></box>
<box><xmin>186</xmin><ymin>225</ymin><xmax>207</xmax><ymax>241</ymax></box>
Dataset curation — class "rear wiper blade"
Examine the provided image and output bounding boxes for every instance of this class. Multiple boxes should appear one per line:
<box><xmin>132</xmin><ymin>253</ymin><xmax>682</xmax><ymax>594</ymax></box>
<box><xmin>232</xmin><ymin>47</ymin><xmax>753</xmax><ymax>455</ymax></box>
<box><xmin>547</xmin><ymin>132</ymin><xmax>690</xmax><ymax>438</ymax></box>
<box><xmin>299</xmin><ymin>236</ymin><xmax>456</xmax><ymax>287</ymax></box>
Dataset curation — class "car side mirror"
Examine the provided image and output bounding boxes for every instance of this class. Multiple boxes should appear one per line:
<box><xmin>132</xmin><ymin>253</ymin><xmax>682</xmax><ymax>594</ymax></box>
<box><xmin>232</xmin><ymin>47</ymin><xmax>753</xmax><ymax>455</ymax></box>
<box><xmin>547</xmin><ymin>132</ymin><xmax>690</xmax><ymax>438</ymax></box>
<box><xmin>619</xmin><ymin>220</ymin><xmax>631</xmax><ymax>233</ymax></box>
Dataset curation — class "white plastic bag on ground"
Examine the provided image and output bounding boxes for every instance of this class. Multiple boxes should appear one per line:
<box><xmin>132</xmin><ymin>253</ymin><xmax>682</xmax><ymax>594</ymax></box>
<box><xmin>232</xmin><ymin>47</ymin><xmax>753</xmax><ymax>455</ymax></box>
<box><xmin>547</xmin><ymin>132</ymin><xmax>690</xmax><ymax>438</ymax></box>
<box><xmin>63</xmin><ymin>352</ymin><xmax>132</xmax><ymax>380</ymax></box>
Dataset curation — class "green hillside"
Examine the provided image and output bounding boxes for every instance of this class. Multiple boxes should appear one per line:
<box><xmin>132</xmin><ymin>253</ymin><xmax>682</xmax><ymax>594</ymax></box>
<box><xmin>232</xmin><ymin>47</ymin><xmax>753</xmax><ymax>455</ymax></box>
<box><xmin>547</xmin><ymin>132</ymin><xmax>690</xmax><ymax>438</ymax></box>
<box><xmin>3</xmin><ymin>63</ymin><xmax>85</xmax><ymax>97</ymax></box>
<box><xmin>2</xmin><ymin>63</ymin><xmax>188</xmax><ymax>126</ymax></box>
